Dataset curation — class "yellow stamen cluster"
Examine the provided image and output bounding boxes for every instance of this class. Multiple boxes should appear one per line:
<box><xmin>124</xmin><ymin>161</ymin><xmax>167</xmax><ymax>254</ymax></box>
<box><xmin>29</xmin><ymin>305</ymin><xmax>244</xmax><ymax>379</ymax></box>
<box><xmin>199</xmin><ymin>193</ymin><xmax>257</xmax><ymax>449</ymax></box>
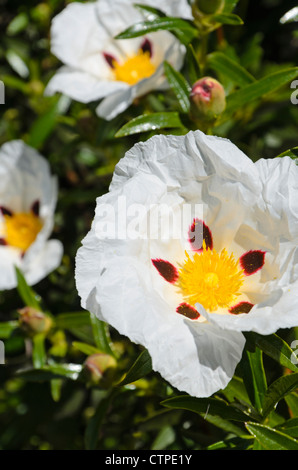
<box><xmin>113</xmin><ymin>51</ymin><xmax>156</xmax><ymax>85</ymax></box>
<box><xmin>4</xmin><ymin>212</ymin><xmax>43</xmax><ymax>252</ymax></box>
<box><xmin>178</xmin><ymin>243</ymin><xmax>244</xmax><ymax>312</ymax></box>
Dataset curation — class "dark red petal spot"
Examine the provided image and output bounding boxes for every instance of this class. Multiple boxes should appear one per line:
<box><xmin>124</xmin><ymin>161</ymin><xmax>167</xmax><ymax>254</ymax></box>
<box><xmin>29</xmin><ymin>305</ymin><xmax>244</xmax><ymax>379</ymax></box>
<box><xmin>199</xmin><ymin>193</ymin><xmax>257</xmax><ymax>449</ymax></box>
<box><xmin>229</xmin><ymin>301</ymin><xmax>254</xmax><ymax>315</ymax></box>
<box><xmin>31</xmin><ymin>200</ymin><xmax>40</xmax><ymax>216</ymax></box>
<box><xmin>239</xmin><ymin>250</ymin><xmax>266</xmax><ymax>276</ymax></box>
<box><xmin>177</xmin><ymin>302</ymin><xmax>200</xmax><ymax>320</ymax></box>
<box><xmin>0</xmin><ymin>238</ymin><xmax>7</xmax><ymax>246</ymax></box>
<box><xmin>188</xmin><ymin>219</ymin><xmax>213</xmax><ymax>252</ymax></box>
<box><xmin>103</xmin><ymin>53</ymin><xmax>117</xmax><ymax>69</ymax></box>
<box><xmin>152</xmin><ymin>258</ymin><xmax>178</xmax><ymax>284</ymax></box>
<box><xmin>140</xmin><ymin>38</ymin><xmax>152</xmax><ymax>57</ymax></box>
<box><xmin>0</xmin><ymin>206</ymin><xmax>13</xmax><ymax>216</ymax></box>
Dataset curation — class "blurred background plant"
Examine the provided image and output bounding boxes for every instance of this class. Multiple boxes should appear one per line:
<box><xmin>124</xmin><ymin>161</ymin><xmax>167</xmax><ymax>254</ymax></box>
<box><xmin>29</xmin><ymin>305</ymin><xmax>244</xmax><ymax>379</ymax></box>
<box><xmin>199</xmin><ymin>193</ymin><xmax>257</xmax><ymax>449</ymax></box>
<box><xmin>1</xmin><ymin>0</ymin><xmax>298</xmax><ymax>450</ymax></box>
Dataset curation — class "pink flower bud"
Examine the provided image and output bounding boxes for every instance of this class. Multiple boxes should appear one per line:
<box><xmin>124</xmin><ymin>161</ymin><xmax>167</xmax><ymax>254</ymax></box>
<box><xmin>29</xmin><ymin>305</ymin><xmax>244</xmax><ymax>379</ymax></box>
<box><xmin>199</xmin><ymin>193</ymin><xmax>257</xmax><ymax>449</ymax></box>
<box><xmin>83</xmin><ymin>353</ymin><xmax>117</xmax><ymax>385</ymax></box>
<box><xmin>18</xmin><ymin>307</ymin><xmax>52</xmax><ymax>335</ymax></box>
<box><xmin>190</xmin><ymin>77</ymin><xmax>226</xmax><ymax>121</ymax></box>
<box><xmin>195</xmin><ymin>0</ymin><xmax>224</xmax><ymax>14</ymax></box>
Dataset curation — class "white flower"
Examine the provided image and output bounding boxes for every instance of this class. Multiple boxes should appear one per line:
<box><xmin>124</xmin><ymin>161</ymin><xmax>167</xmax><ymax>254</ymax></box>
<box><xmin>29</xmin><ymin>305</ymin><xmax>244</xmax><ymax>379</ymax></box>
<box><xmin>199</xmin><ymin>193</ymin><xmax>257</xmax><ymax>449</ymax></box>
<box><xmin>0</xmin><ymin>140</ymin><xmax>63</xmax><ymax>290</ymax></box>
<box><xmin>75</xmin><ymin>130</ymin><xmax>298</xmax><ymax>398</ymax></box>
<box><xmin>45</xmin><ymin>0</ymin><xmax>191</xmax><ymax>120</ymax></box>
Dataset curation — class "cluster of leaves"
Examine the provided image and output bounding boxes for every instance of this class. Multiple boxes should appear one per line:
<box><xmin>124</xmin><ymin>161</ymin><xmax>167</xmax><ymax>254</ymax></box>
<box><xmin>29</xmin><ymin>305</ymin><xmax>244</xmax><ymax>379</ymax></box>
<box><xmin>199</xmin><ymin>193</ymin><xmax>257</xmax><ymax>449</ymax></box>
<box><xmin>1</xmin><ymin>0</ymin><xmax>298</xmax><ymax>450</ymax></box>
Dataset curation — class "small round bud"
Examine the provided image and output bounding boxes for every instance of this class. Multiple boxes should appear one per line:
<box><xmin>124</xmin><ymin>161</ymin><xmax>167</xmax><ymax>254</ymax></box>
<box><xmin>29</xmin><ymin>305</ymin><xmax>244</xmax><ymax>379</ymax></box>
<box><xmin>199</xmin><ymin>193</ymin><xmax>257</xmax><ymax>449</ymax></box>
<box><xmin>190</xmin><ymin>77</ymin><xmax>226</xmax><ymax>121</ymax></box>
<box><xmin>196</xmin><ymin>0</ymin><xmax>224</xmax><ymax>14</ymax></box>
<box><xmin>83</xmin><ymin>353</ymin><xmax>117</xmax><ymax>385</ymax></box>
<box><xmin>18</xmin><ymin>307</ymin><xmax>52</xmax><ymax>335</ymax></box>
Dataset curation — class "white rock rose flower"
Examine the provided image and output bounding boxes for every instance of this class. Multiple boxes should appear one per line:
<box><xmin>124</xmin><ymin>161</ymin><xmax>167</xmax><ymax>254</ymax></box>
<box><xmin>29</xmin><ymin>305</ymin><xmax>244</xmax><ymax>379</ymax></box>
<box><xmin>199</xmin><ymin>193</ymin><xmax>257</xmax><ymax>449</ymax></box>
<box><xmin>45</xmin><ymin>0</ymin><xmax>192</xmax><ymax>120</ymax></box>
<box><xmin>75</xmin><ymin>130</ymin><xmax>298</xmax><ymax>398</ymax></box>
<box><xmin>0</xmin><ymin>140</ymin><xmax>63</xmax><ymax>290</ymax></box>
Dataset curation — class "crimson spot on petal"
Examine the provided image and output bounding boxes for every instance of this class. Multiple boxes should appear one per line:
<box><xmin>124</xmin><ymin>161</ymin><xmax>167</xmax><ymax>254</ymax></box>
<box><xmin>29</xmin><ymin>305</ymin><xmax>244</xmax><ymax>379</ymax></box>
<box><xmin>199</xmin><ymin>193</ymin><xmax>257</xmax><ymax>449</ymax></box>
<box><xmin>152</xmin><ymin>258</ymin><xmax>178</xmax><ymax>284</ymax></box>
<box><xmin>140</xmin><ymin>38</ymin><xmax>152</xmax><ymax>57</ymax></box>
<box><xmin>177</xmin><ymin>302</ymin><xmax>200</xmax><ymax>320</ymax></box>
<box><xmin>188</xmin><ymin>219</ymin><xmax>213</xmax><ymax>252</ymax></box>
<box><xmin>0</xmin><ymin>238</ymin><xmax>7</xmax><ymax>246</ymax></box>
<box><xmin>239</xmin><ymin>250</ymin><xmax>265</xmax><ymax>275</ymax></box>
<box><xmin>103</xmin><ymin>53</ymin><xmax>117</xmax><ymax>69</ymax></box>
<box><xmin>31</xmin><ymin>200</ymin><xmax>40</xmax><ymax>216</ymax></box>
<box><xmin>0</xmin><ymin>206</ymin><xmax>13</xmax><ymax>217</ymax></box>
<box><xmin>229</xmin><ymin>301</ymin><xmax>254</xmax><ymax>315</ymax></box>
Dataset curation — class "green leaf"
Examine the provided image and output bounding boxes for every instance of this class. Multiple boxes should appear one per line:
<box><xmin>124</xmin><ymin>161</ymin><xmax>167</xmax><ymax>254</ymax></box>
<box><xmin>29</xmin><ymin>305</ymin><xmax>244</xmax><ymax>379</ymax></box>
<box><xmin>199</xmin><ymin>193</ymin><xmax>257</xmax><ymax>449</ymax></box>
<box><xmin>115</xmin><ymin>17</ymin><xmax>198</xmax><ymax>45</ymax></box>
<box><xmin>6</xmin><ymin>12</ymin><xmax>29</xmax><ymax>36</ymax></box>
<box><xmin>185</xmin><ymin>44</ymin><xmax>201</xmax><ymax>84</ymax></box>
<box><xmin>262</xmin><ymin>373</ymin><xmax>298</xmax><ymax>418</ymax></box>
<box><xmin>207</xmin><ymin>52</ymin><xmax>255</xmax><ymax>87</ymax></box>
<box><xmin>54</xmin><ymin>311</ymin><xmax>91</xmax><ymax>329</ymax></box>
<box><xmin>72</xmin><ymin>341</ymin><xmax>103</xmax><ymax>356</ymax></box>
<box><xmin>17</xmin><ymin>363</ymin><xmax>83</xmax><ymax>381</ymax></box>
<box><xmin>161</xmin><ymin>396</ymin><xmax>248</xmax><ymax>421</ymax></box>
<box><xmin>32</xmin><ymin>334</ymin><xmax>47</xmax><ymax>369</ymax></box>
<box><xmin>225</xmin><ymin>67</ymin><xmax>298</xmax><ymax>116</ymax></box>
<box><xmin>286</xmin><ymin>392</ymin><xmax>298</xmax><ymax>416</ymax></box>
<box><xmin>164</xmin><ymin>61</ymin><xmax>191</xmax><ymax>113</ymax></box>
<box><xmin>133</xmin><ymin>3</ymin><xmax>165</xmax><ymax>19</ymax></box>
<box><xmin>241</xmin><ymin>348</ymin><xmax>267</xmax><ymax>413</ymax></box>
<box><xmin>115</xmin><ymin>112</ymin><xmax>185</xmax><ymax>137</ymax></box>
<box><xmin>277</xmin><ymin>418</ymin><xmax>298</xmax><ymax>438</ymax></box>
<box><xmin>0</xmin><ymin>321</ymin><xmax>19</xmax><ymax>339</ymax></box>
<box><xmin>223</xmin><ymin>0</ymin><xmax>241</xmax><ymax>13</ymax></box>
<box><xmin>246</xmin><ymin>422</ymin><xmax>298</xmax><ymax>450</ymax></box>
<box><xmin>50</xmin><ymin>379</ymin><xmax>63</xmax><ymax>402</ymax></box>
<box><xmin>15</xmin><ymin>266</ymin><xmax>41</xmax><ymax>310</ymax></box>
<box><xmin>118</xmin><ymin>349</ymin><xmax>152</xmax><ymax>386</ymax></box>
<box><xmin>85</xmin><ymin>391</ymin><xmax>116</xmax><ymax>450</ymax></box>
<box><xmin>89</xmin><ymin>312</ymin><xmax>115</xmax><ymax>357</ymax></box>
<box><xmin>245</xmin><ymin>332</ymin><xmax>298</xmax><ymax>373</ymax></box>
<box><xmin>275</xmin><ymin>146</ymin><xmax>298</xmax><ymax>160</ymax></box>
<box><xmin>27</xmin><ymin>95</ymin><xmax>70</xmax><ymax>149</ymax></box>
<box><xmin>212</xmin><ymin>13</ymin><xmax>243</xmax><ymax>25</ymax></box>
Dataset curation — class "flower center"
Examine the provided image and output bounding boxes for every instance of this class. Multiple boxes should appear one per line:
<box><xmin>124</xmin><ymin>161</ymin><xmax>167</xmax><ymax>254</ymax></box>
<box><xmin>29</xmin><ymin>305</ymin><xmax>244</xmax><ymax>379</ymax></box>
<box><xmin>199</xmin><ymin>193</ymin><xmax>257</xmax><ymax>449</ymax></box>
<box><xmin>4</xmin><ymin>212</ymin><xmax>43</xmax><ymax>251</ymax></box>
<box><xmin>177</xmin><ymin>243</ymin><xmax>244</xmax><ymax>312</ymax></box>
<box><xmin>113</xmin><ymin>51</ymin><xmax>156</xmax><ymax>85</ymax></box>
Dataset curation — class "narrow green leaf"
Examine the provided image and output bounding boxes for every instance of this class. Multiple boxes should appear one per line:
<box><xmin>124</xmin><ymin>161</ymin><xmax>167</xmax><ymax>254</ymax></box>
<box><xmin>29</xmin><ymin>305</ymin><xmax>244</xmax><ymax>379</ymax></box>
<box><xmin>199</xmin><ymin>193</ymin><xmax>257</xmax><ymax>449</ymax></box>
<box><xmin>115</xmin><ymin>112</ymin><xmax>185</xmax><ymax>137</ymax></box>
<box><xmin>275</xmin><ymin>146</ymin><xmax>298</xmax><ymax>160</ymax></box>
<box><xmin>89</xmin><ymin>312</ymin><xmax>115</xmax><ymax>357</ymax></box>
<box><xmin>118</xmin><ymin>349</ymin><xmax>152</xmax><ymax>386</ymax></box>
<box><xmin>164</xmin><ymin>61</ymin><xmax>191</xmax><ymax>113</ymax></box>
<box><xmin>212</xmin><ymin>13</ymin><xmax>243</xmax><ymax>25</ymax></box>
<box><xmin>32</xmin><ymin>334</ymin><xmax>47</xmax><ymax>369</ymax></box>
<box><xmin>246</xmin><ymin>422</ymin><xmax>298</xmax><ymax>450</ymax></box>
<box><xmin>15</xmin><ymin>266</ymin><xmax>41</xmax><ymax>310</ymax></box>
<box><xmin>223</xmin><ymin>0</ymin><xmax>241</xmax><ymax>13</ymax></box>
<box><xmin>225</xmin><ymin>67</ymin><xmax>298</xmax><ymax>115</ymax></box>
<box><xmin>185</xmin><ymin>44</ymin><xmax>201</xmax><ymax>84</ymax></box>
<box><xmin>277</xmin><ymin>418</ymin><xmax>298</xmax><ymax>438</ymax></box>
<box><xmin>17</xmin><ymin>363</ymin><xmax>82</xmax><ymax>381</ymax></box>
<box><xmin>72</xmin><ymin>341</ymin><xmax>103</xmax><ymax>356</ymax></box>
<box><xmin>50</xmin><ymin>379</ymin><xmax>63</xmax><ymax>402</ymax></box>
<box><xmin>0</xmin><ymin>321</ymin><xmax>18</xmax><ymax>339</ymax></box>
<box><xmin>262</xmin><ymin>373</ymin><xmax>298</xmax><ymax>418</ymax></box>
<box><xmin>6</xmin><ymin>12</ymin><xmax>29</xmax><ymax>36</ymax></box>
<box><xmin>54</xmin><ymin>311</ymin><xmax>91</xmax><ymax>329</ymax></box>
<box><xmin>285</xmin><ymin>392</ymin><xmax>298</xmax><ymax>416</ymax></box>
<box><xmin>207</xmin><ymin>52</ymin><xmax>255</xmax><ymax>87</ymax></box>
<box><xmin>241</xmin><ymin>348</ymin><xmax>267</xmax><ymax>413</ymax></box>
<box><xmin>85</xmin><ymin>392</ymin><xmax>115</xmax><ymax>450</ymax></box>
<box><xmin>161</xmin><ymin>396</ymin><xmax>248</xmax><ymax>421</ymax></box>
<box><xmin>245</xmin><ymin>332</ymin><xmax>298</xmax><ymax>373</ymax></box>
<box><xmin>115</xmin><ymin>17</ymin><xmax>198</xmax><ymax>45</ymax></box>
<box><xmin>133</xmin><ymin>3</ymin><xmax>165</xmax><ymax>19</ymax></box>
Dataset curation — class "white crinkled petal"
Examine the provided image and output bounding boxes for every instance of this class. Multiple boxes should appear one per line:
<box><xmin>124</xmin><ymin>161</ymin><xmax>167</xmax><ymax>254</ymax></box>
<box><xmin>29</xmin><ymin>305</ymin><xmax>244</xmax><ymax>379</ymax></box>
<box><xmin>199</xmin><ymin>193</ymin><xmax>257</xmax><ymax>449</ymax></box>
<box><xmin>85</xmin><ymin>256</ymin><xmax>245</xmax><ymax>398</ymax></box>
<box><xmin>22</xmin><ymin>240</ymin><xmax>64</xmax><ymax>287</ymax></box>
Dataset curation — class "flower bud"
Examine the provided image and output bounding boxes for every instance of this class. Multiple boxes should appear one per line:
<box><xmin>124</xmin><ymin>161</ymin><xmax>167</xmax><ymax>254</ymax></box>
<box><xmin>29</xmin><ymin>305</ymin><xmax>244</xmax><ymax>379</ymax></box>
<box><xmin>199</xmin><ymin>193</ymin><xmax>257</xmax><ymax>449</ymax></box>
<box><xmin>83</xmin><ymin>353</ymin><xmax>117</xmax><ymax>385</ymax></box>
<box><xmin>18</xmin><ymin>307</ymin><xmax>52</xmax><ymax>335</ymax></box>
<box><xmin>190</xmin><ymin>77</ymin><xmax>226</xmax><ymax>121</ymax></box>
<box><xmin>195</xmin><ymin>0</ymin><xmax>224</xmax><ymax>14</ymax></box>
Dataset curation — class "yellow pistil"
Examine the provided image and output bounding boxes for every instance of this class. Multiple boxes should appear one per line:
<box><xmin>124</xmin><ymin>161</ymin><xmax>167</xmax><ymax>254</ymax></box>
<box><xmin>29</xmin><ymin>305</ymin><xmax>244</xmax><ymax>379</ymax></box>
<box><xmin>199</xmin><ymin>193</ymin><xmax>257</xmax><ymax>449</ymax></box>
<box><xmin>178</xmin><ymin>243</ymin><xmax>244</xmax><ymax>312</ymax></box>
<box><xmin>4</xmin><ymin>212</ymin><xmax>43</xmax><ymax>252</ymax></box>
<box><xmin>113</xmin><ymin>50</ymin><xmax>156</xmax><ymax>85</ymax></box>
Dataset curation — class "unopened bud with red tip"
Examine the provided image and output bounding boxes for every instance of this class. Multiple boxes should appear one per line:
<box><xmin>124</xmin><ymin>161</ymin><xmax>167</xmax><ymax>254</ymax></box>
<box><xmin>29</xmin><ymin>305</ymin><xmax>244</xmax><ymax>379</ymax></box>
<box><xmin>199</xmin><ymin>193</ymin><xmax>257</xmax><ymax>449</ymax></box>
<box><xmin>190</xmin><ymin>77</ymin><xmax>226</xmax><ymax>121</ymax></box>
<box><xmin>18</xmin><ymin>307</ymin><xmax>52</xmax><ymax>335</ymax></box>
<box><xmin>83</xmin><ymin>353</ymin><xmax>117</xmax><ymax>386</ymax></box>
<box><xmin>195</xmin><ymin>0</ymin><xmax>224</xmax><ymax>14</ymax></box>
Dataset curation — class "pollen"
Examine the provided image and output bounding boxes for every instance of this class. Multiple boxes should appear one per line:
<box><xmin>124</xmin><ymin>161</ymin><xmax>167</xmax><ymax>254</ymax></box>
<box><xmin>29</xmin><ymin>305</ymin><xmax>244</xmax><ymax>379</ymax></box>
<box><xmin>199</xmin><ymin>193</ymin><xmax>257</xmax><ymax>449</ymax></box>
<box><xmin>113</xmin><ymin>50</ymin><xmax>156</xmax><ymax>85</ymax></box>
<box><xmin>177</xmin><ymin>243</ymin><xmax>244</xmax><ymax>312</ymax></box>
<box><xmin>4</xmin><ymin>212</ymin><xmax>43</xmax><ymax>252</ymax></box>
